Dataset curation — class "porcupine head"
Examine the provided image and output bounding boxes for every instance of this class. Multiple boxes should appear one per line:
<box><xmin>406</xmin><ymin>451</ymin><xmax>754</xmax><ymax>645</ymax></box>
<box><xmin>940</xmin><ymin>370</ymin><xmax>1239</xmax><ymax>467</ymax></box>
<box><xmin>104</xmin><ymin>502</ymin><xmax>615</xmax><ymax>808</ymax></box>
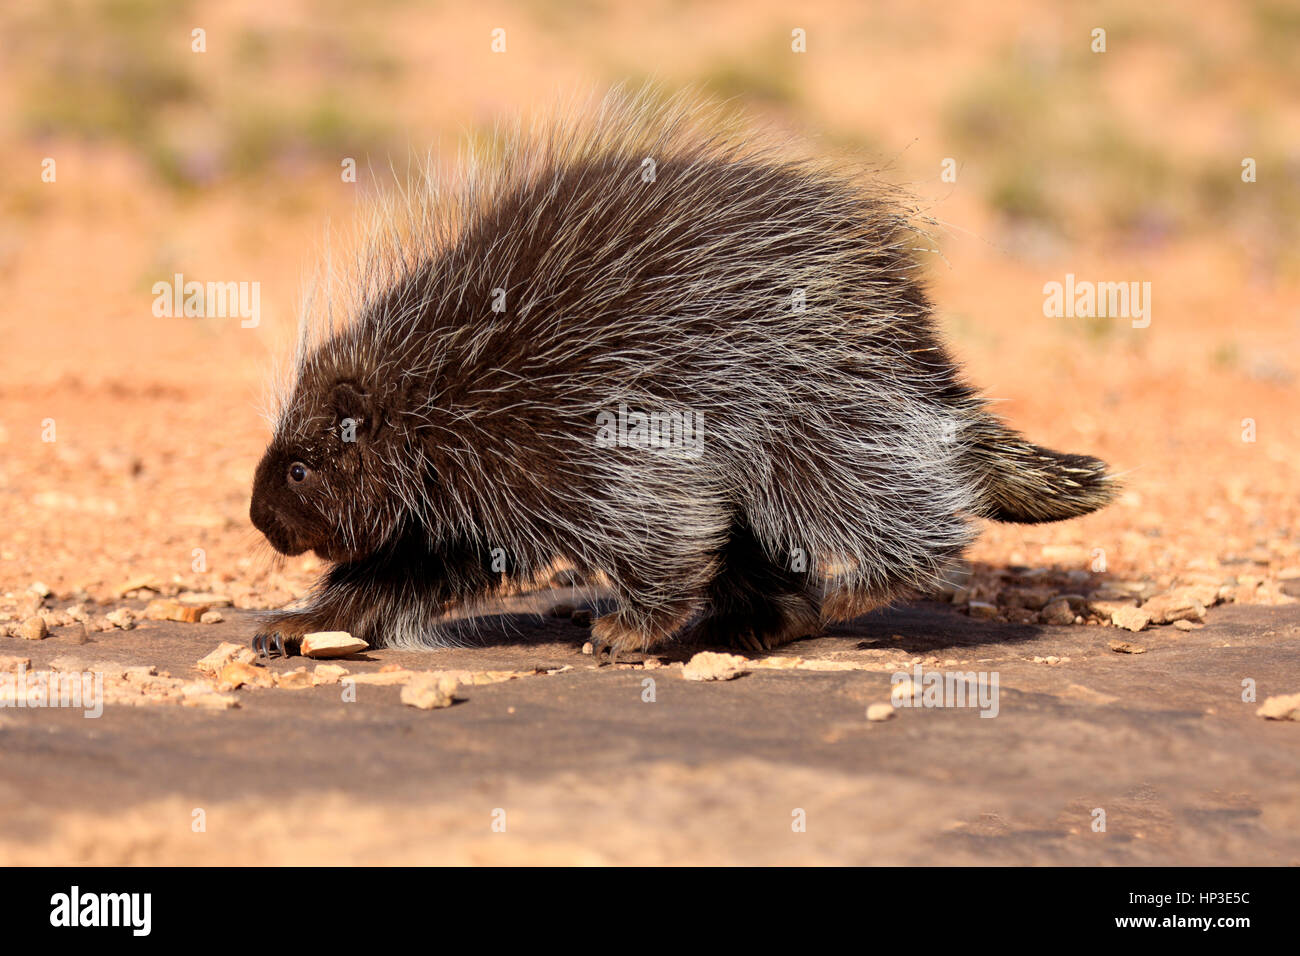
<box><xmin>250</xmin><ymin>372</ymin><xmax>390</xmax><ymax>565</ymax></box>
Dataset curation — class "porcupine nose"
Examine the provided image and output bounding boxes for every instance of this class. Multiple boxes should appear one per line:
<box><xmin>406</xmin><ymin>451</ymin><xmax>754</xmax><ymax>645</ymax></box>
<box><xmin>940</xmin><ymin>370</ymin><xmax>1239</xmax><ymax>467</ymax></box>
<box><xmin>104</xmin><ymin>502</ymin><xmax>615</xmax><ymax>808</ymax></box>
<box><xmin>249</xmin><ymin>495</ymin><xmax>286</xmax><ymax>549</ymax></box>
<box><xmin>249</xmin><ymin>495</ymin><xmax>272</xmax><ymax>536</ymax></box>
<box><xmin>253</xmin><ymin>511</ymin><xmax>307</xmax><ymax>555</ymax></box>
<box><xmin>248</xmin><ymin>479</ymin><xmax>303</xmax><ymax>554</ymax></box>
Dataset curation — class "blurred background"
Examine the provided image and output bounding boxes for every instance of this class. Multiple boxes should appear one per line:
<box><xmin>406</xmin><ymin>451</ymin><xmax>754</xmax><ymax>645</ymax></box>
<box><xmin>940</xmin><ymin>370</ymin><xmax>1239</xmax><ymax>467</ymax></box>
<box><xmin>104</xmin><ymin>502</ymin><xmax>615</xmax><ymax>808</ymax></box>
<box><xmin>0</xmin><ymin>0</ymin><xmax>1297</xmax><ymax>607</ymax></box>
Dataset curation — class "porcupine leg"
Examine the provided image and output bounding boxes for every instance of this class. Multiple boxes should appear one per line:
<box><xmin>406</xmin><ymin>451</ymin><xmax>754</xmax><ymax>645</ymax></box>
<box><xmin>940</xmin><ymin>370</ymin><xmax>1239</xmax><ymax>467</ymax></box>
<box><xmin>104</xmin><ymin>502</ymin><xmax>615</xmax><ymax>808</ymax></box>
<box><xmin>692</xmin><ymin>521</ymin><xmax>822</xmax><ymax>652</ymax></box>
<box><xmin>818</xmin><ymin>583</ymin><xmax>892</xmax><ymax>626</ymax></box>
<box><xmin>587</xmin><ymin>480</ymin><xmax>727</xmax><ymax>664</ymax></box>
<box><xmin>588</xmin><ymin>550</ymin><xmax>717</xmax><ymax>664</ymax></box>
<box><xmin>251</xmin><ymin>531</ymin><xmax>499</xmax><ymax>657</ymax></box>
<box><xmin>589</xmin><ymin>597</ymin><xmax>703</xmax><ymax>665</ymax></box>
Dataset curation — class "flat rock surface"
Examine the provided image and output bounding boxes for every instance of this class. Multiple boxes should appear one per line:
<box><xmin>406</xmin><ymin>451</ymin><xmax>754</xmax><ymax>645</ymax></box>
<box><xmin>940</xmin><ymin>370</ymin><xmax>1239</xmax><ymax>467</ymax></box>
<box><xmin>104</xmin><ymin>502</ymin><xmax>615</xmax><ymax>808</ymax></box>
<box><xmin>2</xmin><ymin>594</ymin><xmax>1297</xmax><ymax>864</ymax></box>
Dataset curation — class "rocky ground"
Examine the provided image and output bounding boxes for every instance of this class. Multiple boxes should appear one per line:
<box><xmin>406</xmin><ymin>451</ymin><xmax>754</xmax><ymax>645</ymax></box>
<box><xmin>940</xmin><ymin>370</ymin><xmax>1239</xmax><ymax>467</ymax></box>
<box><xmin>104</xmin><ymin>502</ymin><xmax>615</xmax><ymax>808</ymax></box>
<box><xmin>1</xmin><ymin>583</ymin><xmax>1298</xmax><ymax>865</ymax></box>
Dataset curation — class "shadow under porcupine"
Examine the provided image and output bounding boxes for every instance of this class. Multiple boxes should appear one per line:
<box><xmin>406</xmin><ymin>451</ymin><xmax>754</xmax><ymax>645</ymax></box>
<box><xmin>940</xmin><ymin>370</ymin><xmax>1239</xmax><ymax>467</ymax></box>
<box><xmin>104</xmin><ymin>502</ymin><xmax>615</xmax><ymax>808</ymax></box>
<box><xmin>248</xmin><ymin>88</ymin><xmax>1115</xmax><ymax>661</ymax></box>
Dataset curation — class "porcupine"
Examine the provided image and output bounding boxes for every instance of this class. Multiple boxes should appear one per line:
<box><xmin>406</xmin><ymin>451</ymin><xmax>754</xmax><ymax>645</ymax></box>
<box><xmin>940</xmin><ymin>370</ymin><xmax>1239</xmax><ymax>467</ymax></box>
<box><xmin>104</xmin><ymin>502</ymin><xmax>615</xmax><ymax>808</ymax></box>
<box><xmin>248</xmin><ymin>88</ymin><xmax>1115</xmax><ymax>661</ymax></box>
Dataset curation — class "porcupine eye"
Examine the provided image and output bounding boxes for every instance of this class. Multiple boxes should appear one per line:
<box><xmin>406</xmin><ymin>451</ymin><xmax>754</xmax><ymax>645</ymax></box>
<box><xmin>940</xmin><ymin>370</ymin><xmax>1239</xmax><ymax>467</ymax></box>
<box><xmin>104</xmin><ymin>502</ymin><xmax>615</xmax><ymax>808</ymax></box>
<box><xmin>287</xmin><ymin>462</ymin><xmax>310</xmax><ymax>484</ymax></box>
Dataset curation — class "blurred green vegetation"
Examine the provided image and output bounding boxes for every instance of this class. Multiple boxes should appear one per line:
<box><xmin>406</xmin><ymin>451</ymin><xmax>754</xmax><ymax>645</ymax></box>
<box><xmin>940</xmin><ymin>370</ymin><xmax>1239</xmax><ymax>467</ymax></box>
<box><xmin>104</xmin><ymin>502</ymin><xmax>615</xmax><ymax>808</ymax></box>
<box><xmin>17</xmin><ymin>0</ymin><xmax>401</xmax><ymax>189</ymax></box>
<box><xmin>942</xmin><ymin>3</ymin><xmax>1300</xmax><ymax>255</ymax></box>
<box><xmin>1249</xmin><ymin>0</ymin><xmax>1300</xmax><ymax>83</ymax></box>
<box><xmin>7</xmin><ymin>0</ymin><xmax>1298</xmax><ymax>262</ymax></box>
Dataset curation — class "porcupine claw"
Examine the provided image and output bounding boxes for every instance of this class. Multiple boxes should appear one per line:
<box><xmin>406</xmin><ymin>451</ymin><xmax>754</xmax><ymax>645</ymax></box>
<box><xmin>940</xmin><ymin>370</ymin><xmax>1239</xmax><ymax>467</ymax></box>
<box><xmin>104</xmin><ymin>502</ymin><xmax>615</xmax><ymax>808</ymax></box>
<box><xmin>589</xmin><ymin>636</ymin><xmax>619</xmax><ymax>666</ymax></box>
<box><xmin>589</xmin><ymin>637</ymin><xmax>647</xmax><ymax>667</ymax></box>
<box><xmin>251</xmin><ymin>630</ymin><xmax>287</xmax><ymax>659</ymax></box>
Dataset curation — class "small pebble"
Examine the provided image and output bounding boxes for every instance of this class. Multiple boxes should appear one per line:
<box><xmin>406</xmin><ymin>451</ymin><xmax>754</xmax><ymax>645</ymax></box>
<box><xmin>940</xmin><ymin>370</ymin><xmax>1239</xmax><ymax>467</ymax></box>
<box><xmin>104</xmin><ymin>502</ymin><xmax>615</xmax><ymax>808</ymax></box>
<box><xmin>1108</xmin><ymin>639</ymin><xmax>1146</xmax><ymax>654</ymax></box>
<box><xmin>196</xmin><ymin>642</ymin><xmax>255</xmax><ymax>674</ymax></box>
<box><xmin>144</xmin><ymin>599</ymin><xmax>209</xmax><ymax>623</ymax></box>
<box><xmin>300</xmin><ymin>631</ymin><xmax>369</xmax><ymax>659</ymax></box>
<box><xmin>1039</xmin><ymin>598</ymin><xmax>1075</xmax><ymax>626</ymax></box>
<box><xmin>20</xmin><ymin>616</ymin><xmax>48</xmax><ymax>641</ymax></box>
<box><xmin>401</xmin><ymin>674</ymin><xmax>459</xmax><ymax>710</ymax></box>
<box><xmin>681</xmin><ymin>651</ymin><xmax>750</xmax><ymax>682</ymax></box>
<box><xmin>1111</xmin><ymin>606</ymin><xmax>1151</xmax><ymax>632</ymax></box>
<box><xmin>275</xmin><ymin>668</ymin><xmax>314</xmax><ymax>690</ymax></box>
<box><xmin>866</xmin><ymin>702</ymin><xmax>896</xmax><ymax>722</ymax></box>
<box><xmin>1256</xmin><ymin>693</ymin><xmax>1300</xmax><ymax>721</ymax></box>
<box><xmin>312</xmin><ymin>663</ymin><xmax>349</xmax><ymax>684</ymax></box>
<box><xmin>218</xmin><ymin>660</ymin><xmax>273</xmax><ymax>691</ymax></box>
<box><xmin>105</xmin><ymin>608</ymin><xmax>136</xmax><ymax>630</ymax></box>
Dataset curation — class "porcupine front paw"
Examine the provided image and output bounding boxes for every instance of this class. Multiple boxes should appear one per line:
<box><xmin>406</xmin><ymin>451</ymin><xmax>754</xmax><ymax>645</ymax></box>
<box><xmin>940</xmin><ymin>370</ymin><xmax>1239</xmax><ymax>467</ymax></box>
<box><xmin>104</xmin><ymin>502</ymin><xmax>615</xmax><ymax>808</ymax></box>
<box><xmin>250</xmin><ymin>612</ymin><xmax>317</xmax><ymax>659</ymax></box>
<box><xmin>251</xmin><ymin>629</ymin><xmax>302</xmax><ymax>659</ymax></box>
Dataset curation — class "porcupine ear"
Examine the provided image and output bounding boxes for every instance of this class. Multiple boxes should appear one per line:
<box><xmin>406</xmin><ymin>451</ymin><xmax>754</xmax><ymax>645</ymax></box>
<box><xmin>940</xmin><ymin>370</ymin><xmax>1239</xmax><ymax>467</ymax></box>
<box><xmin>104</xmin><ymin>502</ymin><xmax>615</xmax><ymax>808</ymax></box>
<box><xmin>329</xmin><ymin>380</ymin><xmax>381</xmax><ymax>440</ymax></box>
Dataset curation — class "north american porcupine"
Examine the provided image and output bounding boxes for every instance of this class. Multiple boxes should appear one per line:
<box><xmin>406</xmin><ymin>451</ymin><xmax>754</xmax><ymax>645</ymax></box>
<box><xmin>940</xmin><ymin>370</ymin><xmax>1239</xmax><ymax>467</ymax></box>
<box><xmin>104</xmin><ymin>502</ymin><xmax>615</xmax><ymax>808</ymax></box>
<box><xmin>249</xmin><ymin>88</ymin><xmax>1115</xmax><ymax>660</ymax></box>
